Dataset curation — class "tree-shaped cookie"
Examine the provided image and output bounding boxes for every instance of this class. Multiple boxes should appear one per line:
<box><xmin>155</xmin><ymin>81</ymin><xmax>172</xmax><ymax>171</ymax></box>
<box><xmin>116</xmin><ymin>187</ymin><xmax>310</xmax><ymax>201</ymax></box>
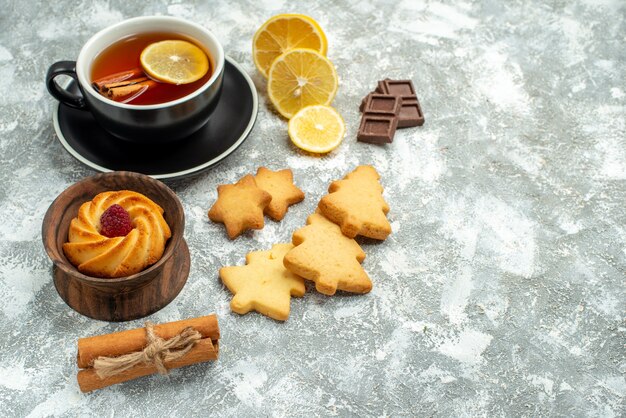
<box><xmin>283</xmin><ymin>212</ymin><xmax>372</xmax><ymax>295</ymax></box>
<box><xmin>318</xmin><ymin>165</ymin><xmax>391</xmax><ymax>240</ymax></box>
<box><xmin>220</xmin><ymin>243</ymin><xmax>305</xmax><ymax>321</ymax></box>
<box><xmin>254</xmin><ymin>167</ymin><xmax>305</xmax><ymax>221</ymax></box>
<box><xmin>208</xmin><ymin>174</ymin><xmax>271</xmax><ymax>239</ymax></box>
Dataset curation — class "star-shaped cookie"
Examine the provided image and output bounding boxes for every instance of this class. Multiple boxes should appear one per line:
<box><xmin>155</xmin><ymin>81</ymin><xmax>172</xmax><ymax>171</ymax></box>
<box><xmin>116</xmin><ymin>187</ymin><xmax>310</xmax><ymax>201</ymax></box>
<box><xmin>220</xmin><ymin>243</ymin><xmax>305</xmax><ymax>321</ymax></box>
<box><xmin>254</xmin><ymin>167</ymin><xmax>305</xmax><ymax>221</ymax></box>
<box><xmin>318</xmin><ymin>165</ymin><xmax>391</xmax><ymax>240</ymax></box>
<box><xmin>208</xmin><ymin>174</ymin><xmax>271</xmax><ymax>239</ymax></box>
<box><xmin>283</xmin><ymin>212</ymin><xmax>372</xmax><ymax>295</ymax></box>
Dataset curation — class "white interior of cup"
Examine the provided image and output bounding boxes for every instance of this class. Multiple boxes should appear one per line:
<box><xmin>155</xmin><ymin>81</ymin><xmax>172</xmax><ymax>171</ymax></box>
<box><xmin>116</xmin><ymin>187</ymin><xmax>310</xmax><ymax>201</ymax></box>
<box><xmin>76</xmin><ymin>16</ymin><xmax>225</xmax><ymax>110</ymax></box>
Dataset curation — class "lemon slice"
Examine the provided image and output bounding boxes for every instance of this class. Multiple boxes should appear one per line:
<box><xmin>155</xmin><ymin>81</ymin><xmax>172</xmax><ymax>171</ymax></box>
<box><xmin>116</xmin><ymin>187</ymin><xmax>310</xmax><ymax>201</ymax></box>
<box><xmin>268</xmin><ymin>48</ymin><xmax>338</xmax><ymax>119</ymax></box>
<box><xmin>288</xmin><ymin>105</ymin><xmax>345</xmax><ymax>153</ymax></box>
<box><xmin>253</xmin><ymin>14</ymin><xmax>328</xmax><ymax>78</ymax></box>
<box><xmin>140</xmin><ymin>40</ymin><xmax>209</xmax><ymax>85</ymax></box>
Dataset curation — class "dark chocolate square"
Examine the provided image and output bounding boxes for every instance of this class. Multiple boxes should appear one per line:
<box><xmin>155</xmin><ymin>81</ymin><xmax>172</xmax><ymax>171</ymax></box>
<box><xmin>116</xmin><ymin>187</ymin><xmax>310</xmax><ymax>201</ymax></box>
<box><xmin>378</xmin><ymin>79</ymin><xmax>416</xmax><ymax>99</ymax></box>
<box><xmin>359</xmin><ymin>93</ymin><xmax>371</xmax><ymax>112</ymax></box>
<box><xmin>397</xmin><ymin>99</ymin><xmax>424</xmax><ymax>128</ymax></box>
<box><xmin>357</xmin><ymin>115</ymin><xmax>398</xmax><ymax>144</ymax></box>
<box><xmin>363</xmin><ymin>94</ymin><xmax>401</xmax><ymax>116</ymax></box>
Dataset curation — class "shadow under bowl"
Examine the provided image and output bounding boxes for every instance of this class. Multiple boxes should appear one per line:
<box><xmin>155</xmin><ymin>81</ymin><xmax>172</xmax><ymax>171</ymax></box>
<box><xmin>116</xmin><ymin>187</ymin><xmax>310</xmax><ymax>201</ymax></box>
<box><xmin>42</xmin><ymin>171</ymin><xmax>189</xmax><ymax>322</ymax></box>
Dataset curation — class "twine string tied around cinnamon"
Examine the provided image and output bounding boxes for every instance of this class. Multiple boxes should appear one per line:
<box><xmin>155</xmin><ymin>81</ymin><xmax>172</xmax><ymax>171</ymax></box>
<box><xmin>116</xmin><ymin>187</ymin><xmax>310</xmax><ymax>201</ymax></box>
<box><xmin>92</xmin><ymin>321</ymin><xmax>202</xmax><ymax>379</ymax></box>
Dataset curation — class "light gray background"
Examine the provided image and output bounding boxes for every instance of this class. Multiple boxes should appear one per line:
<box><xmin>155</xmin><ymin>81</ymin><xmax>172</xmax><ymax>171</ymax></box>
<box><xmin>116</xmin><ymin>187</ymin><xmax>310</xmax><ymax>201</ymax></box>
<box><xmin>0</xmin><ymin>0</ymin><xmax>624</xmax><ymax>416</ymax></box>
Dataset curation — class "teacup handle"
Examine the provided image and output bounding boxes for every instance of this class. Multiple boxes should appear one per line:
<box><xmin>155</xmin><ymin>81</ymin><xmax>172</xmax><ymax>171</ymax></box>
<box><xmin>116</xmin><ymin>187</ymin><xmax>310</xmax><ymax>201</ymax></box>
<box><xmin>46</xmin><ymin>61</ymin><xmax>88</xmax><ymax>110</ymax></box>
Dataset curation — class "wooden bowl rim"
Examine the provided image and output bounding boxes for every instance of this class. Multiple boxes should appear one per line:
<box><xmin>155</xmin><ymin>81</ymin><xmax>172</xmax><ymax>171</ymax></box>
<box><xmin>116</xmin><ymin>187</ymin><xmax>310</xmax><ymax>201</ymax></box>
<box><xmin>42</xmin><ymin>171</ymin><xmax>184</xmax><ymax>286</ymax></box>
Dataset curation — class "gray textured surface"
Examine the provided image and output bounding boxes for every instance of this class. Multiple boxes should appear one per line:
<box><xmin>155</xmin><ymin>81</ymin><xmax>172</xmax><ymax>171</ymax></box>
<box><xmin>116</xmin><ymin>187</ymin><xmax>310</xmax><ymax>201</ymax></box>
<box><xmin>0</xmin><ymin>0</ymin><xmax>625</xmax><ymax>416</ymax></box>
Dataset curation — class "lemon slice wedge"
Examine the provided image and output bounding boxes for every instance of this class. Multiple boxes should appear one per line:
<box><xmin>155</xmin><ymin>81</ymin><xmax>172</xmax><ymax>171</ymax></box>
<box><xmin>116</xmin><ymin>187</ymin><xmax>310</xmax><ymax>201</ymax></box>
<box><xmin>253</xmin><ymin>14</ymin><xmax>327</xmax><ymax>78</ymax></box>
<box><xmin>268</xmin><ymin>48</ymin><xmax>338</xmax><ymax>119</ymax></box>
<box><xmin>288</xmin><ymin>105</ymin><xmax>345</xmax><ymax>153</ymax></box>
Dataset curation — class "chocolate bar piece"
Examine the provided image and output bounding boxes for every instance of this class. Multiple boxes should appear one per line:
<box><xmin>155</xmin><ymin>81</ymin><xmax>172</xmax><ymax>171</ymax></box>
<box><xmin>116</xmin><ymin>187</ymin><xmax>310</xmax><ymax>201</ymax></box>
<box><xmin>357</xmin><ymin>78</ymin><xmax>423</xmax><ymax>144</ymax></box>
<box><xmin>378</xmin><ymin>79</ymin><xmax>416</xmax><ymax>99</ymax></box>
<box><xmin>398</xmin><ymin>98</ymin><xmax>424</xmax><ymax>127</ymax></box>
<box><xmin>363</xmin><ymin>94</ymin><xmax>402</xmax><ymax>116</ymax></box>
<box><xmin>357</xmin><ymin>115</ymin><xmax>398</xmax><ymax>144</ymax></box>
<box><xmin>359</xmin><ymin>93</ymin><xmax>371</xmax><ymax>112</ymax></box>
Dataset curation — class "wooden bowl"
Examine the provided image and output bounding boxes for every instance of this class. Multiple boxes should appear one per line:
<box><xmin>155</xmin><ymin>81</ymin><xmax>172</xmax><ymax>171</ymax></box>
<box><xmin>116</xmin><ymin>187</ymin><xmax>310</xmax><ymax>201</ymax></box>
<box><xmin>42</xmin><ymin>171</ymin><xmax>190</xmax><ymax>322</ymax></box>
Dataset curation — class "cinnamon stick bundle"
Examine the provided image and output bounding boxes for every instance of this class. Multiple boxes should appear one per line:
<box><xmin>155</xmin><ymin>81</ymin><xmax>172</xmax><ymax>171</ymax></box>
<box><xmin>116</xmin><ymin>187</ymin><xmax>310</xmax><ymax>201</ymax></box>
<box><xmin>91</xmin><ymin>67</ymin><xmax>158</xmax><ymax>102</ymax></box>
<box><xmin>91</xmin><ymin>67</ymin><xmax>145</xmax><ymax>91</ymax></box>
<box><xmin>77</xmin><ymin>315</ymin><xmax>220</xmax><ymax>393</ymax></box>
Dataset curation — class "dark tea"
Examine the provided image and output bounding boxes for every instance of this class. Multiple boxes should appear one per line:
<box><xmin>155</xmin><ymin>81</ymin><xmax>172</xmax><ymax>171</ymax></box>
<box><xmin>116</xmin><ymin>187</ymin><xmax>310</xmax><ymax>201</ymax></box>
<box><xmin>91</xmin><ymin>32</ymin><xmax>213</xmax><ymax>105</ymax></box>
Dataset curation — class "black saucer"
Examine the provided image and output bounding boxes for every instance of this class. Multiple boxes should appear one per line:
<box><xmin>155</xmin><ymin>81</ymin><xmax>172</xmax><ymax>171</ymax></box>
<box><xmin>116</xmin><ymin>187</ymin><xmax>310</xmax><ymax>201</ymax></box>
<box><xmin>53</xmin><ymin>57</ymin><xmax>258</xmax><ymax>180</ymax></box>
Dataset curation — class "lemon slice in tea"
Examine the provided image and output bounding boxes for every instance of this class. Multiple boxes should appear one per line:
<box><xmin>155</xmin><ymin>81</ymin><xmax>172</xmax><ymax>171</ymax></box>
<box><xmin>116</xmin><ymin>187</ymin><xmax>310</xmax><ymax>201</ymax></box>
<box><xmin>140</xmin><ymin>40</ymin><xmax>209</xmax><ymax>85</ymax></box>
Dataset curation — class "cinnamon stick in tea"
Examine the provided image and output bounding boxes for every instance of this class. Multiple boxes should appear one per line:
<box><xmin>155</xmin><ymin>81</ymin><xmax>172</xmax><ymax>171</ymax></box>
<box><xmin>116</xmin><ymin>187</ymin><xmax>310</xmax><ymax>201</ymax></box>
<box><xmin>76</xmin><ymin>314</ymin><xmax>220</xmax><ymax>393</ymax></box>
<box><xmin>92</xmin><ymin>67</ymin><xmax>146</xmax><ymax>92</ymax></box>
<box><xmin>92</xmin><ymin>68</ymin><xmax>158</xmax><ymax>102</ymax></box>
<box><xmin>100</xmin><ymin>77</ymin><xmax>149</xmax><ymax>93</ymax></box>
<box><xmin>107</xmin><ymin>79</ymin><xmax>157</xmax><ymax>101</ymax></box>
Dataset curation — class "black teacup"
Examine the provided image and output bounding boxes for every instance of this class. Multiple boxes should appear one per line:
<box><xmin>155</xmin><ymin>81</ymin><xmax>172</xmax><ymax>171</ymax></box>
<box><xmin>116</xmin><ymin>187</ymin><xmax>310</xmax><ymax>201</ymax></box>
<box><xmin>46</xmin><ymin>16</ymin><xmax>225</xmax><ymax>143</ymax></box>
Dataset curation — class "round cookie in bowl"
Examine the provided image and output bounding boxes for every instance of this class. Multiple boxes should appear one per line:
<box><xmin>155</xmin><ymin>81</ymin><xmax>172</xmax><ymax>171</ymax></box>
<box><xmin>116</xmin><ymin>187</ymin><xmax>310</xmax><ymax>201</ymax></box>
<box><xmin>63</xmin><ymin>190</ymin><xmax>171</xmax><ymax>278</ymax></box>
<box><xmin>42</xmin><ymin>171</ymin><xmax>189</xmax><ymax>321</ymax></box>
